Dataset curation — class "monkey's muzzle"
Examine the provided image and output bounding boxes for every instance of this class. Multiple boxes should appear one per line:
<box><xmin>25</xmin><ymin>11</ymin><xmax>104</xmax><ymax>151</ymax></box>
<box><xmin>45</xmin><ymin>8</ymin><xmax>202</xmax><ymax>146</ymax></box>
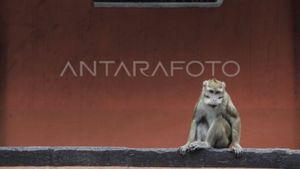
<box><xmin>208</xmin><ymin>104</ymin><xmax>217</xmax><ymax>108</ymax></box>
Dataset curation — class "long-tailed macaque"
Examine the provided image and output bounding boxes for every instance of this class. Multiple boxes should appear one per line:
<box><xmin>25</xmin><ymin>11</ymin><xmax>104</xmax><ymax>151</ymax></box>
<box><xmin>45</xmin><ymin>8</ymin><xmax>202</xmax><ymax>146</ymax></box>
<box><xmin>179</xmin><ymin>78</ymin><xmax>242</xmax><ymax>157</ymax></box>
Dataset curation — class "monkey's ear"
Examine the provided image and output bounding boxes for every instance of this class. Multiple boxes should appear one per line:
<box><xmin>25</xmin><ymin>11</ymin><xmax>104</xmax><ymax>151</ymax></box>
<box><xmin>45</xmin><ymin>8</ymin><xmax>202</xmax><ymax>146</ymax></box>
<box><xmin>222</xmin><ymin>82</ymin><xmax>226</xmax><ymax>88</ymax></box>
<box><xmin>203</xmin><ymin>80</ymin><xmax>208</xmax><ymax>87</ymax></box>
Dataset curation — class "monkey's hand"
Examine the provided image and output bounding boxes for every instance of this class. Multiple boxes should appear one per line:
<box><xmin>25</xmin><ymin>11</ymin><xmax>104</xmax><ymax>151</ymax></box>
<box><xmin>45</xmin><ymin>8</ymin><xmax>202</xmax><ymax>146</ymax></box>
<box><xmin>188</xmin><ymin>141</ymin><xmax>211</xmax><ymax>151</ymax></box>
<box><xmin>178</xmin><ymin>144</ymin><xmax>190</xmax><ymax>155</ymax></box>
<box><xmin>231</xmin><ymin>143</ymin><xmax>242</xmax><ymax>158</ymax></box>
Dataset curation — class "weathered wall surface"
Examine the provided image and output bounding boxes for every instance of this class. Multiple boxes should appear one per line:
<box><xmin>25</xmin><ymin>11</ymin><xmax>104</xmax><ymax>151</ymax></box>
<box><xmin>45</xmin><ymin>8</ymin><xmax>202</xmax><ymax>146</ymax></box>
<box><xmin>0</xmin><ymin>0</ymin><xmax>299</xmax><ymax>148</ymax></box>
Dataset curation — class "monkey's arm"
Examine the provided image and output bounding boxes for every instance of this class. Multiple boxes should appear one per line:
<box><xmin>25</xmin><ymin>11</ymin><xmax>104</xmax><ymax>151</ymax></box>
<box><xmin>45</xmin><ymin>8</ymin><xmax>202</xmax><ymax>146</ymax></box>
<box><xmin>226</xmin><ymin>97</ymin><xmax>242</xmax><ymax>156</ymax></box>
<box><xmin>178</xmin><ymin>118</ymin><xmax>198</xmax><ymax>154</ymax></box>
<box><xmin>179</xmin><ymin>105</ymin><xmax>202</xmax><ymax>154</ymax></box>
<box><xmin>186</xmin><ymin>118</ymin><xmax>198</xmax><ymax>144</ymax></box>
<box><xmin>230</xmin><ymin>114</ymin><xmax>241</xmax><ymax>145</ymax></box>
<box><xmin>186</xmin><ymin>100</ymin><xmax>205</xmax><ymax>143</ymax></box>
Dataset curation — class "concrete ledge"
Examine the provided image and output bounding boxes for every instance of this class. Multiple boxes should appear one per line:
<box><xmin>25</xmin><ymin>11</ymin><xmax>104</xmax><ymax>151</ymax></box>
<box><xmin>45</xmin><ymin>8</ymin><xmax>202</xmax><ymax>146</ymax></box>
<box><xmin>0</xmin><ymin>147</ymin><xmax>299</xmax><ymax>168</ymax></box>
<box><xmin>93</xmin><ymin>0</ymin><xmax>224</xmax><ymax>8</ymax></box>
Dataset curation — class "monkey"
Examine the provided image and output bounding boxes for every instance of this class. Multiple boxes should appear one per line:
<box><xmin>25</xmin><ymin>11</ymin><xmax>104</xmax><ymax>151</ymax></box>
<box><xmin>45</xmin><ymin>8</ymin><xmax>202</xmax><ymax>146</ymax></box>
<box><xmin>179</xmin><ymin>78</ymin><xmax>242</xmax><ymax>157</ymax></box>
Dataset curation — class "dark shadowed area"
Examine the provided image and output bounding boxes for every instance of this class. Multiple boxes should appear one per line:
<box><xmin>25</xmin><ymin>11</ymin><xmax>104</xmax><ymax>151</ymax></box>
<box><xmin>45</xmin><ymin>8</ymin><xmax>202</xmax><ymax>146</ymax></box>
<box><xmin>294</xmin><ymin>0</ymin><xmax>300</xmax><ymax>148</ymax></box>
<box><xmin>0</xmin><ymin>0</ymin><xmax>7</xmax><ymax>145</ymax></box>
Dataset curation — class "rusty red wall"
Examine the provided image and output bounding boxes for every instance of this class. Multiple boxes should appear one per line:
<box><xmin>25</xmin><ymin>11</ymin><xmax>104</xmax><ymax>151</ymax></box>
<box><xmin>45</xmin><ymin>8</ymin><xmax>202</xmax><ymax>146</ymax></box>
<box><xmin>0</xmin><ymin>0</ymin><xmax>299</xmax><ymax>148</ymax></box>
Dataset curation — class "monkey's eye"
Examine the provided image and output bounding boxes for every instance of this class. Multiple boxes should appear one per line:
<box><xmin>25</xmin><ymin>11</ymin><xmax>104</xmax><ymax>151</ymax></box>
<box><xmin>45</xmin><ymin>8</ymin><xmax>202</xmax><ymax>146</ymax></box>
<box><xmin>215</xmin><ymin>91</ymin><xmax>220</xmax><ymax>94</ymax></box>
<box><xmin>208</xmin><ymin>90</ymin><xmax>214</xmax><ymax>94</ymax></box>
<box><xmin>204</xmin><ymin>95</ymin><xmax>210</xmax><ymax>98</ymax></box>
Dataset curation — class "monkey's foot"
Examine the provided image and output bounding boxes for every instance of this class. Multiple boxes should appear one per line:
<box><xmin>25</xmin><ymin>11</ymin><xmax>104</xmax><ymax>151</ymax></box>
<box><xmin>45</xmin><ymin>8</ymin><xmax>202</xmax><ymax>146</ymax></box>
<box><xmin>188</xmin><ymin>141</ymin><xmax>210</xmax><ymax>151</ymax></box>
<box><xmin>178</xmin><ymin>144</ymin><xmax>189</xmax><ymax>155</ymax></box>
<box><xmin>231</xmin><ymin>144</ymin><xmax>243</xmax><ymax>158</ymax></box>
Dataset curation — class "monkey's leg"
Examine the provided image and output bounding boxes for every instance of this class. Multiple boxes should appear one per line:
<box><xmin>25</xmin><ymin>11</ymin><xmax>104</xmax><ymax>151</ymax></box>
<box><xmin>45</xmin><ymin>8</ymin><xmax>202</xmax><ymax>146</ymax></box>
<box><xmin>206</xmin><ymin>117</ymin><xmax>231</xmax><ymax>148</ymax></box>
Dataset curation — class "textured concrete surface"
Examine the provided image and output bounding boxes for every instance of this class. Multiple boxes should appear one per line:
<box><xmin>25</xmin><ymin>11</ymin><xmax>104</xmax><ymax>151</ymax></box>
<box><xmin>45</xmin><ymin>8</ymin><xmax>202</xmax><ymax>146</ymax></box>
<box><xmin>0</xmin><ymin>147</ymin><xmax>298</xmax><ymax>168</ymax></box>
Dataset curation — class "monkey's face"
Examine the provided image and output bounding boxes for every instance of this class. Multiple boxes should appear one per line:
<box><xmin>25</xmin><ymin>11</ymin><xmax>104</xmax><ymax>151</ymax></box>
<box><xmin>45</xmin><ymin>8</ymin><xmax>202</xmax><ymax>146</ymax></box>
<box><xmin>203</xmin><ymin>79</ymin><xmax>225</xmax><ymax>108</ymax></box>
